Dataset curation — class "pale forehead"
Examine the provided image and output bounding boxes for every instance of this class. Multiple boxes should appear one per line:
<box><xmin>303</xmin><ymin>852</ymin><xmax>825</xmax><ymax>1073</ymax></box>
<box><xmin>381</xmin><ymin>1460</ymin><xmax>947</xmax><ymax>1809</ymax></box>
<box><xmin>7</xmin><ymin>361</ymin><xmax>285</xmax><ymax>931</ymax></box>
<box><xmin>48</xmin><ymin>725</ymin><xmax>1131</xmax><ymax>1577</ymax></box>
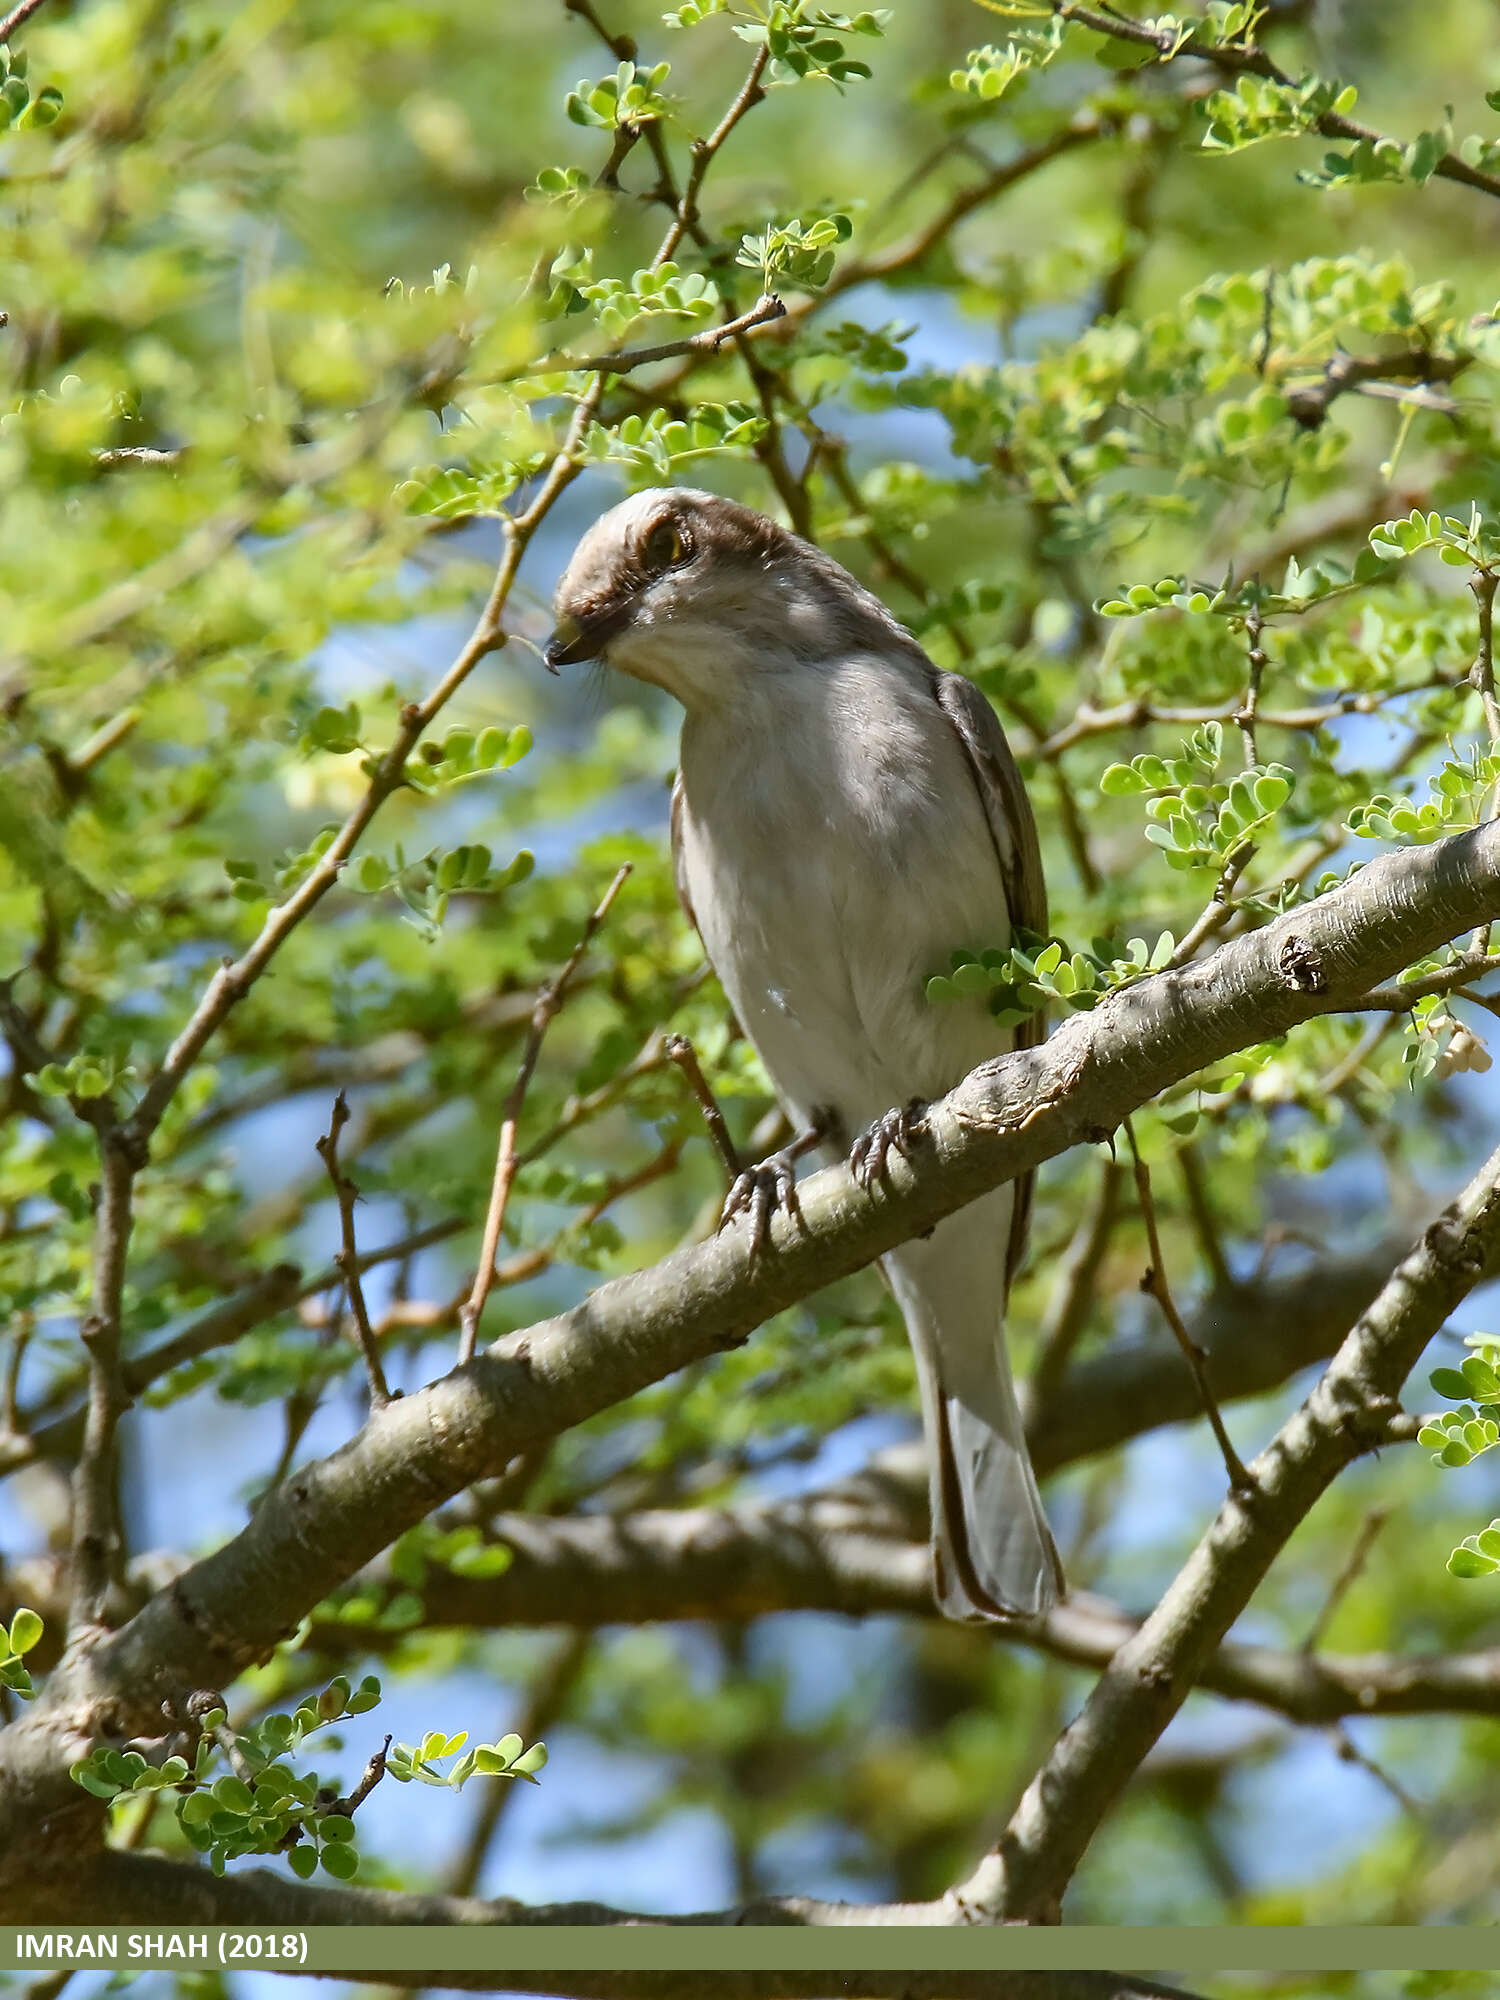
<box><xmin>561</xmin><ymin>486</ymin><xmax>713</xmax><ymax>592</ymax></box>
<box><xmin>599</xmin><ymin>484</ymin><xmax>709</xmax><ymax>540</ymax></box>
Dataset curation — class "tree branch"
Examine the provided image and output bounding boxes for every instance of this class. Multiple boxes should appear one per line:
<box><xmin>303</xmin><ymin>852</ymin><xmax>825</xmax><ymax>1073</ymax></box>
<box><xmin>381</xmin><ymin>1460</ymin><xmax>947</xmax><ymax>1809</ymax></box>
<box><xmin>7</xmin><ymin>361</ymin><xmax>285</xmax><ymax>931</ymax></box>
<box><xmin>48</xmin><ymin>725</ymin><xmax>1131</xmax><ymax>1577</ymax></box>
<box><xmin>322</xmin><ymin>1473</ymin><xmax>1500</xmax><ymax>1726</ymax></box>
<box><xmin>0</xmin><ymin>0</ymin><xmax>52</xmax><ymax>45</ymax></box>
<box><xmin>526</xmin><ymin>294</ymin><xmax>786</xmax><ymax>380</ymax></box>
<box><xmin>10</xmin><ymin>819</ymin><xmax>1500</xmax><ymax>1887</ymax></box>
<box><xmin>68</xmin><ymin>1131</ymin><xmax>139</xmax><ymax>1634</ymax></box>
<box><xmin>1050</xmin><ymin>0</ymin><xmax>1500</xmax><ymax>203</ymax></box>
<box><xmin>957</xmin><ymin>1135</ymin><xmax>1500</xmax><ymax>1921</ymax></box>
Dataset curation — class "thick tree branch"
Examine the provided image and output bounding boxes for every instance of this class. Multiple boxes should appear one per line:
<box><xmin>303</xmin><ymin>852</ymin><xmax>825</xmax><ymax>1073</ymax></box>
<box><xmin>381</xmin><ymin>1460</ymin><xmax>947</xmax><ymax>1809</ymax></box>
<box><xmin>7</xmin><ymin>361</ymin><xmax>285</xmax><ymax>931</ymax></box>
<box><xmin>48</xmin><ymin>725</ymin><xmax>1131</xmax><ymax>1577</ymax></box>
<box><xmin>319</xmin><ymin>1474</ymin><xmax>1500</xmax><ymax>1726</ymax></box>
<box><xmin>68</xmin><ymin>1129</ymin><xmax>141</xmax><ymax>1634</ymax></box>
<box><xmin>9</xmin><ymin>821</ymin><xmax>1500</xmax><ymax>1895</ymax></box>
<box><xmin>4</xmin><ymin>1843</ymin><xmax>1202</xmax><ymax>1965</ymax></box>
<box><xmin>957</xmin><ymin>1135</ymin><xmax>1500</xmax><ymax>1922</ymax></box>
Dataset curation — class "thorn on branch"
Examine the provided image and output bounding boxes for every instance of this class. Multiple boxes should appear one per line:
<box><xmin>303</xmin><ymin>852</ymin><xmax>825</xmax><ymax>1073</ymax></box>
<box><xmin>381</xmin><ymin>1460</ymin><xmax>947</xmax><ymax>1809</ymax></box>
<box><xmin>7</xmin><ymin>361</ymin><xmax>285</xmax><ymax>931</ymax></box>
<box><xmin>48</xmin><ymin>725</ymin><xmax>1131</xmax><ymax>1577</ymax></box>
<box><xmin>316</xmin><ymin>1092</ymin><xmax>391</xmax><ymax>1408</ymax></box>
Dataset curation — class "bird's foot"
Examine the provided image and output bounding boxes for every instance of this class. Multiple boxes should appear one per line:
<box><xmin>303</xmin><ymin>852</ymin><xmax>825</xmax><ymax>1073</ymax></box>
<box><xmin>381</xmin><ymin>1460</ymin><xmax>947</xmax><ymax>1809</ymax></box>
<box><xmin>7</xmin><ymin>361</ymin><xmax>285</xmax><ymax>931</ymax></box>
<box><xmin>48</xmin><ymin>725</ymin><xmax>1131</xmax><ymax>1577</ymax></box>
<box><xmin>716</xmin><ymin>1108</ymin><xmax>834</xmax><ymax>1257</ymax></box>
<box><xmin>718</xmin><ymin>1149</ymin><xmax>804</xmax><ymax>1257</ymax></box>
<box><xmin>849</xmin><ymin>1098</ymin><xmax>928</xmax><ymax>1190</ymax></box>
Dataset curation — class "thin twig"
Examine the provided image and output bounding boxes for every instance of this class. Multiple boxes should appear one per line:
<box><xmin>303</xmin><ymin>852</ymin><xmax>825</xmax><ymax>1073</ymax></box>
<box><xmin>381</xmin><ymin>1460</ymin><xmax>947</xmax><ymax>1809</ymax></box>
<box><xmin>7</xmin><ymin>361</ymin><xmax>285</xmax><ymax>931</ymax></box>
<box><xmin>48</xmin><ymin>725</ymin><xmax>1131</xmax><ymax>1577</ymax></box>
<box><xmin>1284</xmin><ymin>349</ymin><xmax>1468</xmax><ymax>431</ymax></box>
<box><xmin>1353</xmin><ymin>949</ymin><xmax>1500</xmax><ymax>1011</ymax></box>
<box><xmin>1176</xmin><ymin>1143</ymin><xmax>1235</xmax><ymax>1297</ymax></box>
<box><xmin>522</xmin><ymin>293</ymin><xmax>785</xmax><ymax>379</ymax></box>
<box><xmin>1049</xmin><ymin>0</ymin><xmax>1500</xmax><ymax>202</ymax></box>
<box><xmin>1301</xmin><ymin>1507</ymin><xmax>1389</xmax><ymax>1654</ymax></box>
<box><xmin>316</xmin><ymin>1093</ymin><xmax>391</xmax><ymax>1408</ymax></box>
<box><xmin>2</xmin><ymin>1312</ymin><xmax>30</xmax><ymax>1437</ymax></box>
<box><xmin>654</xmin><ymin>44</ymin><xmax>769</xmax><ymax>268</ymax></box>
<box><xmin>0</xmin><ymin>0</ymin><xmax>51</xmax><ymax>42</ymax></box>
<box><xmin>1237</xmin><ymin>603</ymin><xmax>1266</xmax><ymax>766</ymax></box>
<box><xmin>1329</xmin><ymin>1721</ymin><xmax>1424</xmax><ymax>1820</ymax></box>
<box><xmin>1317</xmin><ymin>1017</ymin><xmax>1393</xmax><ymax>1098</ymax></box>
<box><xmin>1469</xmin><ymin>568</ymin><xmax>1500</xmax><ymax>747</ymax></box>
<box><xmin>92</xmin><ymin>446</ymin><xmax>186</xmax><ymax>469</ymax></box>
<box><xmin>1026</xmin><ymin>1158</ymin><xmax>1122</xmax><ymax>1414</ymax></box>
<box><xmin>115</xmin><ymin>386</ymin><xmax>602</xmax><ymax>1154</ymax></box>
<box><xmin>664</xmin><ymin>1034</ymin><xmax>740</xmax><ymax>1185</ymax></box>
<box><xmin>211</xmin><ymin>1718</ymin><xmax>256</xmax><ymax>1787</ymax></box>
<box><xmin>1126</xmin><ymin>1120</ymin><xmax>1253</xmax><ymax>1494</ymax></box>
<box><xmin>1037</xmin><ymin>678</ymin><xmax>1462</xmax><ymax>760</ymax></box>
<box><xmin>1165</xmin><ymin>842</ymin><xmax>1254</xmax><ymax>971</ymax></box>
<box><xmin>1255</xmin><ymin>269</ymin><xmax>1275</xmax><ymax>377</ymax></box>
<box><xmin>332</xmin><ymin>1734</ymin><xmax>392</xmax><ymax>1817</ymax></box>
<box><xmin>457</xmin><ymin>866</ymin><xmax>632</xmax><ymax>1364</ymax></box>
<box><xmin>798</xmin><ymin>119</ymin><xmax>1105</xmax><ymax>320</ymax></box>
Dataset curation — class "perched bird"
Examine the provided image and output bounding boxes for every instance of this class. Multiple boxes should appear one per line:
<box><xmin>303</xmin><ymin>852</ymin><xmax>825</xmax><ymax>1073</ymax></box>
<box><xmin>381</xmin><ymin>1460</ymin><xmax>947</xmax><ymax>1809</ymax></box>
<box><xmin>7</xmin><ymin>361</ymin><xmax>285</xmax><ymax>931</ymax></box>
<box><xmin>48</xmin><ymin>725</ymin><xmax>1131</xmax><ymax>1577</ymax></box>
<box><xmin>547</xmin><ymin>487</ymin><xmax>1062</xmax><ymax>1619</ymax></box>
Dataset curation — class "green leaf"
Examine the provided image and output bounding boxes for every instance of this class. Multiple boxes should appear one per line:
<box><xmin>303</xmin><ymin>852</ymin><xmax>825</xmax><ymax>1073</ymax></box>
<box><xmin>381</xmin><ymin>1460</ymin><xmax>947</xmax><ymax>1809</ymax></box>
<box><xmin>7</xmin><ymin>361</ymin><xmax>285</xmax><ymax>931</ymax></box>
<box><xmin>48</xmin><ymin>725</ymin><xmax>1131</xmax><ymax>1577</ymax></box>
<box><xmin>1448</xmin><ymin>1541</ymin><xmax>1500</xmax><ymax>1578</ymax></box>
<box><xmin>1100</xmin><ymin>763</ymin><xmax>1148</xmax><ymax>796</ymax></box>
<box><xmin>319</xmin><ymin>1839</ymin><xmax>359</xmax><ymax>1879</ymax></box>
<box><xmin>7</xmin><ymin>1608</ymin><xmax>43</xmax><ymax>1656</ymax></box>
<box><xmin>72</xmin><ymin>1764</ymin><xmax>121</xmax><ymax>1800</ymax></box>
<box><xmin>1430</xmin><ymin>1366</ymin><xmax>1472</xmax><ymax>1400</ymax></box>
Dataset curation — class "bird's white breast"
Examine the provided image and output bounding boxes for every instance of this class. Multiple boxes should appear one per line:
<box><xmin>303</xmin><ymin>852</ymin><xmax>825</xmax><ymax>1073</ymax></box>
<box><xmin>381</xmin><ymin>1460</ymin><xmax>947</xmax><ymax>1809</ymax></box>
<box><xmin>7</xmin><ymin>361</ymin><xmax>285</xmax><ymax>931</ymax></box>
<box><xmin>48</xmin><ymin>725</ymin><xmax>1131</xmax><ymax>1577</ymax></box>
<box><xmin>675</xmin><ymin>651</ymin><xmax>1011</xmax><ymax>1133</ymax></box>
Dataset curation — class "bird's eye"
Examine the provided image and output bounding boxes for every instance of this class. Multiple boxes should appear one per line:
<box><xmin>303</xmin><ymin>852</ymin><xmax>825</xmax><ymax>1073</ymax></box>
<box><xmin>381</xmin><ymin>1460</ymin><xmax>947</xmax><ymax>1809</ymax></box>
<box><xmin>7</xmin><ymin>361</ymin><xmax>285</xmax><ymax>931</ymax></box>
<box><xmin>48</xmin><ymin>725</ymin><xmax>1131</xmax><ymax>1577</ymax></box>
<box><xmin>642</xmin><ymin>520</ymin><xmax>691</xmax><ymax>572</ymax></box>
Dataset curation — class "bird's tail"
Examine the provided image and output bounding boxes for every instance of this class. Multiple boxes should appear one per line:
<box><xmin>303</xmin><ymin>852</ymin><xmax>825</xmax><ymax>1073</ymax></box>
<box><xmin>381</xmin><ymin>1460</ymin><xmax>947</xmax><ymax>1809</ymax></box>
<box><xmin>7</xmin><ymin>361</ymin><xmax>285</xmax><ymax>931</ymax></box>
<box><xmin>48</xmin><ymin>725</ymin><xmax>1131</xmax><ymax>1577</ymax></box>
<box><xmin>886</xmin><ymin>1202</ymin><xmax>1063</xmax><ymax>1622</ymax></box>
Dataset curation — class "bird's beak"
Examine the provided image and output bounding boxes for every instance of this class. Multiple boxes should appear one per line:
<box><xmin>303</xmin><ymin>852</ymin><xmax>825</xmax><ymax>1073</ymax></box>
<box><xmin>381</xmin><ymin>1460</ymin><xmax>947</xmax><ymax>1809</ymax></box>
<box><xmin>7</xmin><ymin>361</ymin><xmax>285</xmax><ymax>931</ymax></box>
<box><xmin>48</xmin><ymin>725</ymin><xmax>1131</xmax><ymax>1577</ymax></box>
<box><xmin>544</xmin><ymin>601</ymin><xmax>630</xmax><ymax>672</ymax></box>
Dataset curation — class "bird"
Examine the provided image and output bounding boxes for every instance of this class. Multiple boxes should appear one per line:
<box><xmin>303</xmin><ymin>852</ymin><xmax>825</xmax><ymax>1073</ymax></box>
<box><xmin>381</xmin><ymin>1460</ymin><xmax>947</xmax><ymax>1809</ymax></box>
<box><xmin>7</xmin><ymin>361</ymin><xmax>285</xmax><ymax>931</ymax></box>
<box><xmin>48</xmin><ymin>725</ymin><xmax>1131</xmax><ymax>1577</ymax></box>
<box><xmin>546</xmin><ymin>485</ymin><xmax>1062</xmax><ymax>1620</ymax></box>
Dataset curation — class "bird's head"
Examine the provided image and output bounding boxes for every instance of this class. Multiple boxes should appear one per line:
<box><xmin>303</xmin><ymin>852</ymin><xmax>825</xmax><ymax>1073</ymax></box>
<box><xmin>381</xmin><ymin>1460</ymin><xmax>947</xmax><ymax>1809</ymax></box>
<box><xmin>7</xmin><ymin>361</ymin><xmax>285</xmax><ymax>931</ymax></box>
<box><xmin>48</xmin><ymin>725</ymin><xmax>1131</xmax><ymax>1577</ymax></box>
<box><xmin>546</xmin><ymin>487</ymin><xmax>916</xmax><ymax>709</ymax></box>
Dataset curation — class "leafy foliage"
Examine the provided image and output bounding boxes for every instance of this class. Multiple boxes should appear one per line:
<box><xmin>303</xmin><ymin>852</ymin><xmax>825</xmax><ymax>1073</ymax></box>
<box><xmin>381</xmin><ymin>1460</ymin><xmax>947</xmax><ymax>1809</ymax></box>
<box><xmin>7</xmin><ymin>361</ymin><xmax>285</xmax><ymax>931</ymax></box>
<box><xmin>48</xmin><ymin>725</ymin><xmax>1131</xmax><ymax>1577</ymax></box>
<box><xmin>6</xmin><ymin>0</ymin><xmax>1500</xmax><ymax>1938</ymax></box>
<box><xmin>69</xmin><ymin>1672</ymin><xmax>545</xmax><ymax>1880</ymax></box>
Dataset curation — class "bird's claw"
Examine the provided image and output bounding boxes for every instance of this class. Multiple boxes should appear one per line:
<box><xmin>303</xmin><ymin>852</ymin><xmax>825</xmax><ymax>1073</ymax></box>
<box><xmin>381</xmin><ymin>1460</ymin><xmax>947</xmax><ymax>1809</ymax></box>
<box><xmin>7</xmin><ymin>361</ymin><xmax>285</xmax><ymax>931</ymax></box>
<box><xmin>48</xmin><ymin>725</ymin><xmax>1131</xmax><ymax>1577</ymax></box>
<box><xmin>849</xmin><ymin>1098</ymin><xmax>928</xmax><ymax>1190</ymax></box>
<box><xmin>718</xmin><ymin>1151</ymin><xmax>804</xmax><ymax>1257</ymax></box>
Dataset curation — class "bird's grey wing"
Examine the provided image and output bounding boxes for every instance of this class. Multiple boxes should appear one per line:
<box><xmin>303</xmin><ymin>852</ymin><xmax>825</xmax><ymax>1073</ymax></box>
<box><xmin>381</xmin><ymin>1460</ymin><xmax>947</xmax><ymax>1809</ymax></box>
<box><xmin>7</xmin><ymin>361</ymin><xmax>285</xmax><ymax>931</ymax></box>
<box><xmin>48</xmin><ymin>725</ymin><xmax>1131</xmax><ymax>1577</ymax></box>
<box><xmin>668</xmin><ymin>769</ymin><xmax>701</xmax><ymax>944</ymax></box>
<box><xmin>932</xmin><ymin>670</ymin><xmax>1047</xmax><ymax>1292</ymax></box>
